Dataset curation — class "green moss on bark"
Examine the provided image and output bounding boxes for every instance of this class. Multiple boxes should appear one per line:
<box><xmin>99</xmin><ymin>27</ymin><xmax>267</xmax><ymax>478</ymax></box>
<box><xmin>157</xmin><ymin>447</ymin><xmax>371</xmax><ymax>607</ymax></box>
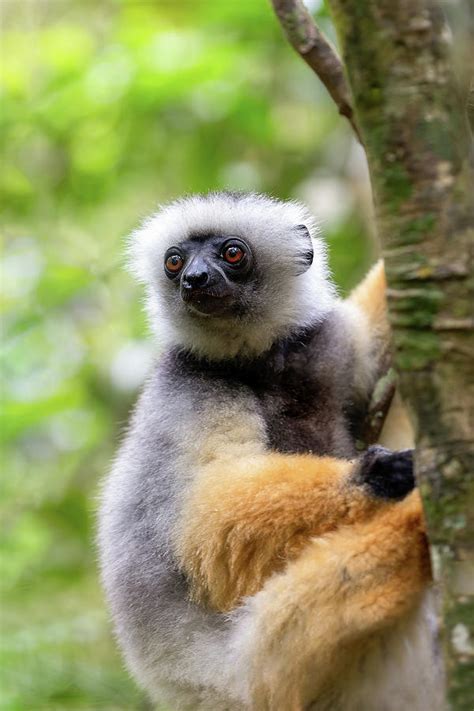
<box><xmin>393</xmin><ymin>329</ymin><xmax>440</xmax><ymax>369</ymax></box>
<box><xmin>328</xmin><ymin>0</ymin><xmax>474</xmax><ymax>705</ymax></box>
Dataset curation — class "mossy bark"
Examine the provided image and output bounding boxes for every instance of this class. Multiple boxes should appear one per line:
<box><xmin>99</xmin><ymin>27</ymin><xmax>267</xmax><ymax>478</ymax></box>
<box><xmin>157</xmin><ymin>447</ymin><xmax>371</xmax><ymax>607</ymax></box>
<box><xmin>327</xmin><ymin>0</ymin><xmax>474</xmax><ymax>707</ymax></box>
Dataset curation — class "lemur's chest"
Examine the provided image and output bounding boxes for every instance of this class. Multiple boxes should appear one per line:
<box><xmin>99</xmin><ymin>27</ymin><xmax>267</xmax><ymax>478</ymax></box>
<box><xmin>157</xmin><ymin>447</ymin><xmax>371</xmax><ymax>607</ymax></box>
<box><xmin>249</xmin><ymin>363</ymin><xmax>355</xmax><ymax>458</ymax></box>
<box><xmin>172</xmin><ymin>321</ymin><xmax>356</xmax><ymax>459</ymax></box>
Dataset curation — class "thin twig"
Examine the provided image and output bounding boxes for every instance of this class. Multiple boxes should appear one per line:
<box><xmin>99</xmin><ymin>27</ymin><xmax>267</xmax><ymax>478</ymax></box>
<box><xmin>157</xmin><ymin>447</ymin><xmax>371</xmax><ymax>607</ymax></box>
<box><xmin>467</xmin><ymin>77</ymin><xmax>474</xmax><ymax>137</ymax></box>
<box><xmin>270</xmin><ymin>0</ymin><xmax>362</xmax><ymax>142</ymax></box>
<box><xmin>467</xmin><ymin>77</ymin><xmax>474</xmax><ymax>168</ymax></box>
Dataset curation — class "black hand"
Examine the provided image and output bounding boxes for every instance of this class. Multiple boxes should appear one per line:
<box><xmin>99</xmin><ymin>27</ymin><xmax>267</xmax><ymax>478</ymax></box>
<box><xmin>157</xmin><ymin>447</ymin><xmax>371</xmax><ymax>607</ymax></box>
<box><xmin>358</xmin><ymin>445</ymin><xmax>415</xmax><ymax>500</ymax></box>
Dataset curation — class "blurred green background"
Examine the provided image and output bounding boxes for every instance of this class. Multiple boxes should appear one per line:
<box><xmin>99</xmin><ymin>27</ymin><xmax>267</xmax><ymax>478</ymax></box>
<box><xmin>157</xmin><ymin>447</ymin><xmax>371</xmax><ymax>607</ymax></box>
<box><xmin>2</xmin><ymin>0</ymin><xmax>396</xmax><ymax>709</ymax></box>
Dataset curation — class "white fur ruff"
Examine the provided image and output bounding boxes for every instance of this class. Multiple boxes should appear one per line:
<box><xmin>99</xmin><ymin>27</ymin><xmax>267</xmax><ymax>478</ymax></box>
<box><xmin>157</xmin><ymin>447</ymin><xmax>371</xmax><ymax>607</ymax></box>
<box><xmin>128</xmin><ymin>192</ymin><xmax>337</xmax><ymax>359</ymax></box>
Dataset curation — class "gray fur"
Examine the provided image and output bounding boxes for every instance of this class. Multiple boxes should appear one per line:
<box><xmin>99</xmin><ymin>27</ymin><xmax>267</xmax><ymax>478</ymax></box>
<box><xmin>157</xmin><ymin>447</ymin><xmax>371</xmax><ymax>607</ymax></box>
<box><xmin>98</xmin><ymin>314</ymin><xmax>358</xmax><ymax>707</ymax></box>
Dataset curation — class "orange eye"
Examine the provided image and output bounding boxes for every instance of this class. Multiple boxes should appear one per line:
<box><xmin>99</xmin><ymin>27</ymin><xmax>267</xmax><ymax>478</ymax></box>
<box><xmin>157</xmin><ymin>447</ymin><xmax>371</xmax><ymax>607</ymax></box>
<box><xmin>165</xmin><ymin>254</ymin><xmax>184</xmax><ymax>274</ymax></box>
<box><xmin>223</xmin><ymin>245</ymin><xmax>245</xmax><ymax>265</ymax></box>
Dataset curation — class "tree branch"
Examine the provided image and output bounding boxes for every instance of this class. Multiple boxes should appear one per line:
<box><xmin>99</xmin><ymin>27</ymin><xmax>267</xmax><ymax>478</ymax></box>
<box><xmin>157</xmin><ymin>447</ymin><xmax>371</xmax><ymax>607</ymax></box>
<box><xmin>270</xmin><ymin>0</ymin><xmax>362</xmax><ymax>141</ymax></box>
<box><xmin>361</xmin><ymin>367</ymin><xmax>397</xmax><ymax>447</ymax></box>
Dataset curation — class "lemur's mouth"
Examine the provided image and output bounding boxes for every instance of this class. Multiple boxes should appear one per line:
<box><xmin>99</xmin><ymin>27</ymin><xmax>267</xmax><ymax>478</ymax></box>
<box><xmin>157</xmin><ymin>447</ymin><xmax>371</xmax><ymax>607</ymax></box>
<box><xmin>181</xmin><ymin>289</ymin><xmax>235</xmax><ymax>316</ymax></box>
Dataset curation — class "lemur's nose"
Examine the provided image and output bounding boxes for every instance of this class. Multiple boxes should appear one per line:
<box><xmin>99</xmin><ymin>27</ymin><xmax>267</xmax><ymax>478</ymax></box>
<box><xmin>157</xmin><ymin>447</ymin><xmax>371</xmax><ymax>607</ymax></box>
<box><xmin>182</xmin><ymin>267</ymin><xmax>209</xmax><ymax>289</ymax></box>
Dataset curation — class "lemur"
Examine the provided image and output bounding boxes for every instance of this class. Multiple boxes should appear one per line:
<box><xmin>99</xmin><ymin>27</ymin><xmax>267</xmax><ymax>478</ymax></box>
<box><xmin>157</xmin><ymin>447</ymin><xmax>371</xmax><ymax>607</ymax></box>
<box><xmin>98</xmin><ymin>192</ymin><xmax>442</xmax><ymax>711</ymax></box>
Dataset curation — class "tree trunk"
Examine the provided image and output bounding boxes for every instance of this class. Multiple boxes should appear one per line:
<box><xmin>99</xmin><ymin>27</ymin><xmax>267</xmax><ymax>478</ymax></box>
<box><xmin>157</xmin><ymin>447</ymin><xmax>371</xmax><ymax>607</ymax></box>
<box><xmin>326</xmin><ymin>0</ymin><xmax>474</xmax><ymax>706</ymax></box>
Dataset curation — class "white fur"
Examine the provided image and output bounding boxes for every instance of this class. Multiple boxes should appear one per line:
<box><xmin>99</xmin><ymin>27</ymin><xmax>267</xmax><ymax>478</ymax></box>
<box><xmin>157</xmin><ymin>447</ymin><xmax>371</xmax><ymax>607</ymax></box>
<box><xmin>128</xmin><ymin>192</ymin><xmax>337</xmax><ymax>359</ymax></box>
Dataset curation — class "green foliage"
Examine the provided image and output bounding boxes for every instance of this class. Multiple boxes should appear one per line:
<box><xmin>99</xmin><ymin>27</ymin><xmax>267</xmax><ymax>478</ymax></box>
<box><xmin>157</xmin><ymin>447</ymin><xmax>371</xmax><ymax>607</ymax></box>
<box><xmin>1</xmin><ymin>1</ymin><xmax>372</xmax><ymax>708</ymax></box>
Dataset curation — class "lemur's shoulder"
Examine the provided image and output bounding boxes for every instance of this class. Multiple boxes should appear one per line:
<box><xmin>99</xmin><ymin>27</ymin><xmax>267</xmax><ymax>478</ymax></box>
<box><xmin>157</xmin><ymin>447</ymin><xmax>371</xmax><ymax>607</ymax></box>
<box><xmin>327</xmin><ymin>259</ymin><xmax>389</xmax><ymax>400</ymax></box>
<box><xmin>343</xmin><ymin>259</ymin><xmax>414</xmax><ymax>450</ymax></box>
<box><xmin>347</xmin><ymin>258</ymin><xmax>388</xmax><ymax>337</ymax></box>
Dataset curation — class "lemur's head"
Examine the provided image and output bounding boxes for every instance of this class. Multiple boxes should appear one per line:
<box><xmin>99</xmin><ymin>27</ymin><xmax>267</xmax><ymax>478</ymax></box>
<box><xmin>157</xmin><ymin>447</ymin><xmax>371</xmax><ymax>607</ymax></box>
<box><xmin>129</xmin><ymin>192</ymin><xmax>336</xmax><ymax>359</ymax></box>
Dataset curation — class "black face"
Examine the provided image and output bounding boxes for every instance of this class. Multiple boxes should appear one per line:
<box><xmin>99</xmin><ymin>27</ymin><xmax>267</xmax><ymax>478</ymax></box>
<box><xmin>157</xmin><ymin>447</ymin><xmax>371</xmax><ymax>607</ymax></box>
<box><xmin>163</xmin><ymin>235</ymin><xmax>255</xmax><ymax>317</ymax></box>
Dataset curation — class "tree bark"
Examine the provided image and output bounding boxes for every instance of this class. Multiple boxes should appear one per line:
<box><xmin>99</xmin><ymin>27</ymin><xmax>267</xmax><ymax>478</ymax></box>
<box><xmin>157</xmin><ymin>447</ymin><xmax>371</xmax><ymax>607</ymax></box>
<box><xmin>325</xmin><ymin>1</ymin><xmax>474</xmax><ymax>707</ymax></box>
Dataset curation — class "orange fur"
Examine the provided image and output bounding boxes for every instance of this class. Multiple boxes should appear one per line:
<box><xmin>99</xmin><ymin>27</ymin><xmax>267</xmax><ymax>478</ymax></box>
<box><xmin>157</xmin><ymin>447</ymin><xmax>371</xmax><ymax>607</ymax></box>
<box><xmin>349</xmin><ymin>258</ymin><xmax>389</xmax><ymax>338</ymax></box>
<box><xmin>176</xmin><ymin>454</ymin><xmax>389</xmax><ymax>612</ymax></box>
<box><xmin>247</xmin><ymin>491</ymin><xmax>431</xmax><ymax>710</ymax></box>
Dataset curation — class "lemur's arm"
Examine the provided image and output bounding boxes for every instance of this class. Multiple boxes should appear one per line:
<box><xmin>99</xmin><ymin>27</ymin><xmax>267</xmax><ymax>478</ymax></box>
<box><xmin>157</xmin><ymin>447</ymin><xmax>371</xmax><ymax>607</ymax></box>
<box><xmin>175</xmin><ymin>447</ymin><xmax>424</xmax><ymax>613</ymax></box>
<box><xmin>177</xmin><ymin>448</ymin><xmax>430</xmax><ymax>709</ymax></box>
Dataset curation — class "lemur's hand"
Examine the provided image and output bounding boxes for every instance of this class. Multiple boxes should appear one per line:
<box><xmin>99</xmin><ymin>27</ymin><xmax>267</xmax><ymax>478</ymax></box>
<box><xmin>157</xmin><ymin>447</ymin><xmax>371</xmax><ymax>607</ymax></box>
<box><xmin>358</xmin><ymin>446</ymin><xmax>415</xmax><ymax>500</ymax></box>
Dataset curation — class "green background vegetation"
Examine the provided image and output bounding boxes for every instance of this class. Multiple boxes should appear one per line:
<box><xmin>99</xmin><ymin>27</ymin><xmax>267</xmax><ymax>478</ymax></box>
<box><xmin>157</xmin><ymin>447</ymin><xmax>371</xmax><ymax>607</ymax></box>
<box><xmin>1</xmin><ymin>1</ymin><xmax>375</xmax><ymax>708</ymax></box>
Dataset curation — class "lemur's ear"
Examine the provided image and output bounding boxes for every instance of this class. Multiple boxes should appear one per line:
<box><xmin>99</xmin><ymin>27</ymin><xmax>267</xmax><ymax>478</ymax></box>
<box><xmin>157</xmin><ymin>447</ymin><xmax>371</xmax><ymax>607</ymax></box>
<box><xmin>294</xmin><ymin>224</ymin><xmax>314</xmax><ymax>275</ymax></box>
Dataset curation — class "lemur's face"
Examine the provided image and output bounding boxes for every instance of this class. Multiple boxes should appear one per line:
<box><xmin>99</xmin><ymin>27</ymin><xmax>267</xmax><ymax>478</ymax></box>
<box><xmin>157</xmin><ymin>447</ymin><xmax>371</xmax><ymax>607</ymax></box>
<box><xmin>162</xmin><ymin>234</ymin><xmax>257</xmax><ymax>318</ymax></box>
<box><xmin>130</xmin><ymin>193</ymin><xmax>337</xmax><ymax>357</ymax></box>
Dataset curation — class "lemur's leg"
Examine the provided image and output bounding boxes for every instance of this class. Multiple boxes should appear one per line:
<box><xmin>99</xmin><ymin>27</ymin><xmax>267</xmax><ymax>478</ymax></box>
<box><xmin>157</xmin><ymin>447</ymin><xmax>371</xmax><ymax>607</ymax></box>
<box><xmin>175</xmin><ymin>447</ymin><xmax>423</xmax><ymax>613</ymax></box>
<box><xmin>238</xmin><ymin>491</ymin><xmax>430</xmax><ymax>711</ymax></box>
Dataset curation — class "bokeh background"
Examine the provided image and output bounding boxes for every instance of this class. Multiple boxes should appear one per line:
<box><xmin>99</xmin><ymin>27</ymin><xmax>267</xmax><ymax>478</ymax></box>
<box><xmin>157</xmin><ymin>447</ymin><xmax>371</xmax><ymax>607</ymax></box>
<box><xmin>1</xmin><ymin>1</ymin><xmax>470</xmax><ymax>709</ymax></box>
